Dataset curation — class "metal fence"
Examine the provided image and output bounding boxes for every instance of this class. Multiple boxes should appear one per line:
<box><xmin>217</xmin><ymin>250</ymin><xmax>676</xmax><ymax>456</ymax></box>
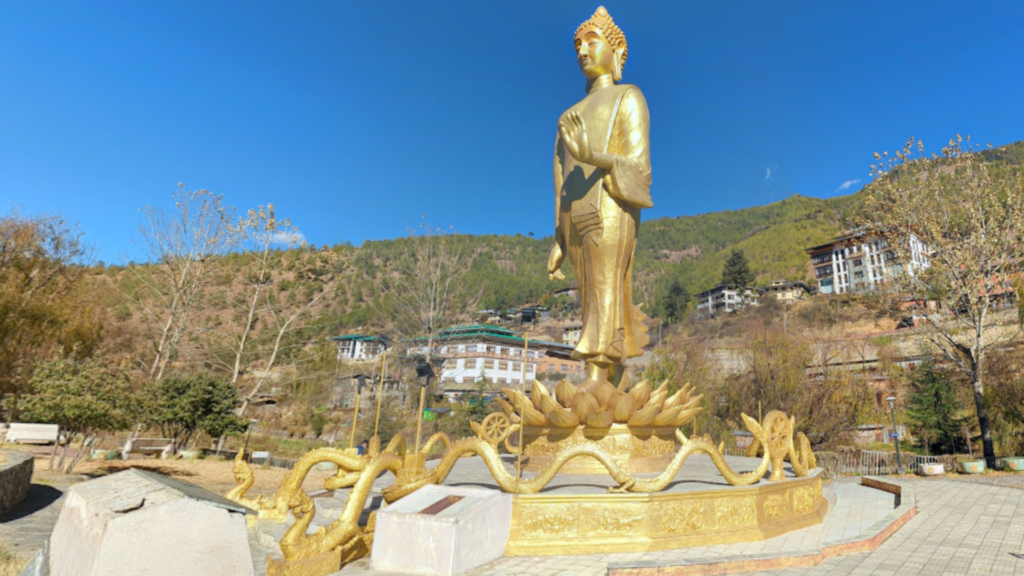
<box><xmin>816</xmin><ymin>449</ymin><xmax>960</xmax><ymax>478</ymax></box>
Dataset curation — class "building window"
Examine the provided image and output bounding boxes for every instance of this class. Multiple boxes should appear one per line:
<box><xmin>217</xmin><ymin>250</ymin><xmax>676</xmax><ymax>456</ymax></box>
<box><xmin>548</xmin><ymin>363</ymin><xmax>555</xmax><ymax>371</ymax></box>
<box><xmin>486</xmin><ymin>346</ymin><xmax>496</xmax><ymax>353</ymax></box>
<box><xmin>465</xmin><ymin>359</ymin><xmax>477</xmax><ymax>369</ymax></box>
<box><xmin>484</xmin><ymin>360</ymin><xmax>495</xmax><ymax>369</ymax></box>
<box><xmin>498</xmin><ymin>377</ymin><xmax>507</xmax><ymax>384</ymax></box>
<box><xmin>526</xmin><ymin>364</ymin><xmax>535</xmax><ymax>373</ymax></box>
<box><xmin>498</xmin><ymin>361</ymin><xmax>508</xmax><ymax>370</ymax></box>
<box><xmin>512</xmin><ymin>362</ymin><xmax>521</xmax><ymax>370</ymax></box>
<box><xmin>527</xmin><ymin>351</ymin><xmax>537</xmax><ymax>358</ymax></box>
<box><xmin>560</xmin><ymin>364</ymin><xmax>568</xmax><ymax>371</ymax></box>
<box><xmin>466</xmin><ymin>345</ymin><xmax>477</xmax><ymax>353</ymax></box>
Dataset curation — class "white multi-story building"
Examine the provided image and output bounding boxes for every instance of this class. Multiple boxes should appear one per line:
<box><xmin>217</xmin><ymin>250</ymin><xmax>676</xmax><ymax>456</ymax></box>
<box><xmin>806</xmin><ymin>228</ymin><xmax>931</xmax><ymax>294</ymax></box>
<box><xmin>696</xmin><ymin>284</ymin><xmax>758</xmax><ymax>317</ymax></box>
<box><xmin>407</xmin><ymin>324</ymin><xmax>581</xmax><ymax>400</ymax></box>
<box><xmin>332</xmin><ymin>334</ymin><xmax>386</xmax><ymax>361</ymax></box>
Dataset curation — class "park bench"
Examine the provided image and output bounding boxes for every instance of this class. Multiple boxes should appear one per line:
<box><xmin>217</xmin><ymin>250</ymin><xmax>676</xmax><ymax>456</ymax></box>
<box><xmin>3</xmin><ymin>423</ymin><xmax>60</xmax><ymax>444</ymax></box>
<box><xmin>121</xmin><ymin>437</ymin><xmax>175</xmax><ymax>459</ymax></box>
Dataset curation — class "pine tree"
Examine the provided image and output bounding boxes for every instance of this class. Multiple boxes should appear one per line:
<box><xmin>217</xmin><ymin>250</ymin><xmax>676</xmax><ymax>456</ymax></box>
<box><xmin>906</xmin><ymin>361</ymin><xmax>962</xmax><ymax>455</ymax></box>
<box><xmin>722</xmin><ymin>249</ymin><xmax>754</xmax><ymax>289</ymax></box>
<box><xmin>662</xmin><ymin>278</ymin><xmax>690</xmax><ymax>323</ymax></box>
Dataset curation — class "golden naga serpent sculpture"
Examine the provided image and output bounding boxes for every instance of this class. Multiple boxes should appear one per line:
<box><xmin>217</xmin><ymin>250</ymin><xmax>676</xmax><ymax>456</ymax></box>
<box><xmin>227</xmin><ymin>408</ymin><xmax>817</xmax><ymax>564</ymax></box>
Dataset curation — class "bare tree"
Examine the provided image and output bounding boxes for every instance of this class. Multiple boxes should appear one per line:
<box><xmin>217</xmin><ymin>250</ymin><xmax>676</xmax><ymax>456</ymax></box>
<box><xmin>389</xmin><ymin>219</ymin><xmax>480</xmax><ymax>393</ymax></box>
<box><xmin>865</xmin><ymin>136</ymin><xmax>1024</xmax><ymax>467</ymax></box>
<box><xmin>236</xmin><ymin>269</ymin><xmax>339</xmax><ymax>417</ymax></box>
<box><xmin>131</xmin><ymin>185</ymin><xmax>233</xmax><ymax>381</ymax></box>
<box><xmin>213</xmin><ymin>204</ymin><xmax>304</xmax><ymax>385</ymax></box>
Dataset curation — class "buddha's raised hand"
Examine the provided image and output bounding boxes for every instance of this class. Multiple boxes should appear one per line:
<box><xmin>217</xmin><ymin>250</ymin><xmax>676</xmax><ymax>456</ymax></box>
<box><xmin>559</xmin><ymin>111</ymin><xmax>594</xmax><ymax>164</ymax></box>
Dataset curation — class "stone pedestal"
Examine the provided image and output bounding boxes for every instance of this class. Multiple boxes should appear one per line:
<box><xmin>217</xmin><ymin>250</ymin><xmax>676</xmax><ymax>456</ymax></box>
<box><xmin>371</xmin><ymin>485</ymin><xmax>511</xmax><ymax>576</ymax></box>
<box><xmin>48</xmin><ymin>468</ymin><xmax>255</xmax><ymax>576</ymax></box>
<box><xmin>0</xmin><ymin>450</ymin><xmax>33</xmax><ymax>515</ymax></box>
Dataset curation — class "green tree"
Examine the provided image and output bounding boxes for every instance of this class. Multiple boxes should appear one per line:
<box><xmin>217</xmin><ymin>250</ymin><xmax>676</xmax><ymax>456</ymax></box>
<box><xmin>662</xmin><ymin>278</ymin><xmax>690</xmax><ymax>323</ymax></box>
<box><xmin>722</xmin><ymin>249</ymin><xmax>754</xmax><ymax>289</ymax></box>
<box><xmin>152</xmin><ymin>373</ymin><xmax>248</xmax><ymax>451</ymax></box>
<box><xmin>906</xmin><ymin>361</ymin><xmax>962</xmax><ymax>455</ymax></box>
<box><xmin>22</xmin><ymin>356</ymin><xmax>139</xmax><ymax>473</ymax></box>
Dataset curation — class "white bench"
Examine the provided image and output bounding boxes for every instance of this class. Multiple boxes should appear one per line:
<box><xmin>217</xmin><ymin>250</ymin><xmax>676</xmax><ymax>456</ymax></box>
<box><xmin>3</xmin><ymin>423</ymin><xmax>59</xmax><ymax>444</ymax></box>
<box><xmin>121</xmin><ymin>438</ymin><xmax>175</xmax><ymax>459</ymax></box>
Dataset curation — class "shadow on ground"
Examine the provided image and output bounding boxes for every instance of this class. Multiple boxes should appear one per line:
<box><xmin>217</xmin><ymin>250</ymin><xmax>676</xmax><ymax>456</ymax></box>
<box><xmin>0</xmin><ymin>484</ymin><xmax>63</xmax><ymax>523</ymax></box>
<box><xmin>83</xmin><ymin>463</ymin><xmax>198</xmax><ymax>479</ymax></box>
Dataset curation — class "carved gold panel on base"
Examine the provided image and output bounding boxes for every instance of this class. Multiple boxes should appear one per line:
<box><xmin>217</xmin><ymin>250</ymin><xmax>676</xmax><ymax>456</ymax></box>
<box><xmin>521</xmin><ymin>424</ymin><xmax>677</xmax><ymax>474</ymax></box>
<box><xmin>265</xmin><ymin>549</ymin><xmax>341</xmax><ymax>576</ymax></box>
<box><xmin>505</xmin><ymin>470</ymin><xmax>826</xmax><ymax>556</ymax></box>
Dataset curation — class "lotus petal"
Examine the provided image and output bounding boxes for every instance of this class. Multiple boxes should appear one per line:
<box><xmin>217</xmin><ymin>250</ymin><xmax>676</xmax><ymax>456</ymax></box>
<box><xmin>592</xmin><ymin>381</ymin><xmax>619</xmax><ymax>409</ymax></box>
<box><xmin>670</xmin><ymin>406</ymin><xmax>702</xmax><ymax>427</ymax></box>
<box><xmin>662</xmin><ymin>389</ymin><xmax>683</xmax><ymax>411</ymax></box>
<box><xmin>680</xmin><ymin>394</ymin><xmax>704</xmax><ymax>411</ymax></box>
<box><xmin>531</xmin><ymin>379</ymin><xmax>551</xmax><ymax>411</ymax></box>
<box><xmin>522</xmin><ymin>403</ymin><xmax>550</xmax><ymax>427</ymax></box>
<box><xmin>584</xmin><ymin>410</ymin><xmax>614</xmax><ymax>428</ymax></box>
<box><xmin>547</xmin><ymin>405</ymin><xmax>580</xmax><ymax>428</ymax></box>
<box><xmin>554</xmin><ymin>379</ymin><xmax>577</xmax><ymax>407</ymax></box>
<box><xmin>653</xmin><ymin>406</ymin><xmax>684</xmax><ymax>426</ymax></box>
<box><xmin>611</xmin><ymin>393</ymin><xmax>638</xmax><ymax>423</ymax></box>
<box><xmin>495</xmin><ymin>397</ymin><xmax>516</xmax><ymax>415</ymax></box>
<box><xmin>628</xmin><ymin>379</ymin><xmax>651</xmax><ymax>408</ymax></box>
<box><xmin>573</xmin><ymin>391</ymin><xmax>600</xmax><ymax>420</ymax></box>
<box><xmin>627</xmin><ymin>402</ymin><xmax>660</xmax><ymax>427</ymax></box>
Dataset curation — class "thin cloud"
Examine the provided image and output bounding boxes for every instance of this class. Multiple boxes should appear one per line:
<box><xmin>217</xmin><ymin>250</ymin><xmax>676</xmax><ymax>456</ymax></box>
<box><xmin>764</xmin><ymin>165</ymin><xmax>778</xmax><ymax>187</ymax></box>
<box><xmin>834</xmin><ymin>179</ymin><xmax>861</xmax><ymax>194</ymax></box>
<box><xmin>268</xmin><ymin>231</ymin><xmax>306</xmax><ymax>246</ymax></box>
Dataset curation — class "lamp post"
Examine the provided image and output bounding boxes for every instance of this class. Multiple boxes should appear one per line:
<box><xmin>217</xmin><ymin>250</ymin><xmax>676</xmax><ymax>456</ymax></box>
<box><xmin>349</xmin><ymin>375</ymin><xmax>366</xmax><ymax>449</ymax></box>
<box><xmin>886</xmin><ymin>396</ymin><xmax>906</xmax><ymax>475</ymax></box>
<box><xmin>373</xmin><ymin>335</ymin><xmax>392</xmax><ymax>437</ymax></box>
<box><xmin>414</xmin><ymin>361</ymin><xmax>435</xmax><ymax>455</ymax></box>
<box><xmin>242</xmin><ymin>418</ymin><xmax>258</xmax><ymax>459</ymax></box>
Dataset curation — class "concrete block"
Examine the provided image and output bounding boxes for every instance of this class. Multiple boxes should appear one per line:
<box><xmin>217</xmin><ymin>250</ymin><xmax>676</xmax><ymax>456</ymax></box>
<box><xmin>48</xmin><ymin>468</ymin><xmax>255</xmax><ymax>576</ymax></box>
<box><xmin>371</xmin><ymin>484</ymin><xmax>511</xmax><ymax>576</ymax></box>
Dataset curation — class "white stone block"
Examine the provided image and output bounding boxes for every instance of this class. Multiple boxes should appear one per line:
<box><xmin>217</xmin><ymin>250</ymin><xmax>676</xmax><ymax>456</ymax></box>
<box><xmin>48</xmin><ymin>468</ymin><xmax>254</xmax><ymax>576</ymax></box>
<box><xmin>371</xmin><ymin>485</ymin><xmax>511</xmax><ymax>576</ymax></box>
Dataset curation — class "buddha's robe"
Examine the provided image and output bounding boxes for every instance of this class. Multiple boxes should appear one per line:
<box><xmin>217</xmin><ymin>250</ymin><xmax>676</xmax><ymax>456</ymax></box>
<box><xmin>554</xmin><ymin>83</ymin><xmax>652</xmax><ymax>365</ymax></box>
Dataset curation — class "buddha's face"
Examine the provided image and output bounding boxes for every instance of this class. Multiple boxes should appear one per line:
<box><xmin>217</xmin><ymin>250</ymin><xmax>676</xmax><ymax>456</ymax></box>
<box><xmin>575</xmin><ymin>28</ymin><xmax>616</xmax><ymax>79</ymax></box>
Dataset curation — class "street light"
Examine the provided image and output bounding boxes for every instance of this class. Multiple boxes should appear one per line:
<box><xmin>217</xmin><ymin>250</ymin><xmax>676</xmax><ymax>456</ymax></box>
<box><xmin>886</xmin><ymin>396</ymin><xmax>906</xmax><ymax>475</ymax></box>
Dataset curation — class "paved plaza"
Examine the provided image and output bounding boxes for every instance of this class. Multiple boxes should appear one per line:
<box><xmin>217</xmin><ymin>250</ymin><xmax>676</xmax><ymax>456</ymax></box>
<box><xmin>5</xmin><ymin>465</ymin><xmax>1024</xmax><ymax>575</ymax></box>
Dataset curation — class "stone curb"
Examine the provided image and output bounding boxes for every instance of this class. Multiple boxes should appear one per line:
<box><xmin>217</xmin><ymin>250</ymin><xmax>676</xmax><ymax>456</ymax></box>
<box><xmin>606</xmin><ymin>476</ymin><xmax>916</xmax><ymax>576</ymax></box>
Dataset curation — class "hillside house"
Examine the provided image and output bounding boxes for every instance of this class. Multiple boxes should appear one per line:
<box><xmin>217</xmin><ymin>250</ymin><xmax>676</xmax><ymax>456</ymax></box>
<box><xmin>756</xmin><ymin>280</ymin><xmax>812</xmax><ymax>305</ymax></box>
<box><xmin>805</xmin><ymin>228</ymin><xmax>930</xmax><ymax>295</ymax></box>
<box><xmin>332</xmin><ymin>335</ymin><xmax>386</xmax><ymax>361</ymax></box>
<box><xmin>696</xmin><ymin>284</ymin><xmax>758</xmax><ymax>317</ymax></box>
<box><xmin>562</xmin><ymin>324</ymin><xmax>582</xmax><ymax>347</ymax></box>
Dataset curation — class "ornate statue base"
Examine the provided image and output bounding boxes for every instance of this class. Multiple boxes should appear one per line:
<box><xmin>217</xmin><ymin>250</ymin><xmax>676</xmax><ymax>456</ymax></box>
<box><xmin>521</xmin><ymin>424</ymin><xmax>677</xmax><ymax>474</ymax></box>
<box><xmin>506</xmin><ymin>470</ymin><xmax>826</xmax><ymax>556</ymax></box>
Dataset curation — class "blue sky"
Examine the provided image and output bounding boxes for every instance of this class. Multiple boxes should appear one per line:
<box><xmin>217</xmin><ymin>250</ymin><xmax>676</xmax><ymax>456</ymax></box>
<box><xmin>2</xmin><ymin>1</ymin><xmax>1022</xmax><ymax>263</ymax></box>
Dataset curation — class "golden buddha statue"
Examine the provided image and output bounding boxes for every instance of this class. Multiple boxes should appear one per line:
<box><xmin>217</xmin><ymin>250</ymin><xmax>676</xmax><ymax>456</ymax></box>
<box><xmin>548</xmin><ymin>6</ymin><xmax>651</xmax><ymax>389</ymax></box>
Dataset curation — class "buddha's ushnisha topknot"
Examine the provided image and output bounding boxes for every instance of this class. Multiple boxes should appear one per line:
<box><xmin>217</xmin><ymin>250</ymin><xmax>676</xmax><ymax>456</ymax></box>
<box><xmin>574</xmin><ymin>6</ymin><xmax>628</xmax><ymax>70</ymax></box>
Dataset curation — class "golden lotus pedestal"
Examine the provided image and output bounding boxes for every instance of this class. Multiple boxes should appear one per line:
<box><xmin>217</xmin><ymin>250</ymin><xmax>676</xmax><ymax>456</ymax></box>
<box><xmin>520</xmin><ymin>424</ymin><xmax>678</xmax><ymax>474</ymax></box>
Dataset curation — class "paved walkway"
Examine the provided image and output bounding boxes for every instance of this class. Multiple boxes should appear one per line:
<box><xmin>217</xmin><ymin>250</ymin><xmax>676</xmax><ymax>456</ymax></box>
<box><xmin>0</xmin><ymin>481</ymin><xmax>67</xmax><ymax>560</ymax></box>
<box><xmin>337</xmin><ymin>477</ymin><xmax>1024</xmax><ymax>576</ymax></box>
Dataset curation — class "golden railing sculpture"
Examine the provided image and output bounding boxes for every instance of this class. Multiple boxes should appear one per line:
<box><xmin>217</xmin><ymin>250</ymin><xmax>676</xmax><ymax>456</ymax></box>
<box><xmin>226</xmin><ymin>387</ymin><xmax>818</xmax><ymax>575</ymax></box>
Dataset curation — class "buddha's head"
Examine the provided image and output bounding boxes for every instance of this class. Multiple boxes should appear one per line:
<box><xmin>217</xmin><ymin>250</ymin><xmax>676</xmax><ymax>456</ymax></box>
<box><xmin>574</xmin><ymin>6</ymin><xmax>628</xmax><ymax>82</ymax></box>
